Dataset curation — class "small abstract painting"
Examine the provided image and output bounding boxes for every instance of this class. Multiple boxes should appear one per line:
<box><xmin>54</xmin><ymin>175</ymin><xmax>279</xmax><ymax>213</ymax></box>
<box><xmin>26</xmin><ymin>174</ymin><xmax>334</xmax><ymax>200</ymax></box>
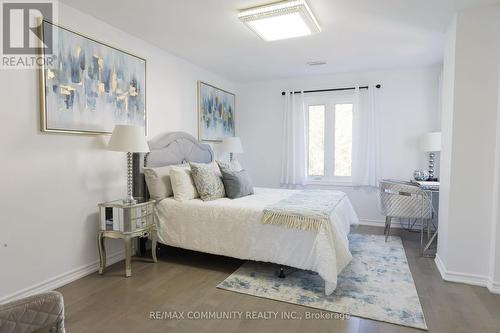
<box><xmin>198</xmin><ymin>81</ymin><xmax>235</xmax><ymax>141</ymax></box>
<box><xmin>40</xmin><ymin>21</ymin><xmax>146</xmax><ymax>134</ymax></box>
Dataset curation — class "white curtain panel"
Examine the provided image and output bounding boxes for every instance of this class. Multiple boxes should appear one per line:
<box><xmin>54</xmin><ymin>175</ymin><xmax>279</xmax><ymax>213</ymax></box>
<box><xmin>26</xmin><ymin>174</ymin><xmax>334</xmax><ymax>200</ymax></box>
<box><xmin>280</xmin><ymin>91</ymin><xmax>307</xmax><ymax>188</ymax></box>
<box><xmin>352</xmin><ymin>84</ymin><xmax>381</xmax><ymax>187</ymax></box>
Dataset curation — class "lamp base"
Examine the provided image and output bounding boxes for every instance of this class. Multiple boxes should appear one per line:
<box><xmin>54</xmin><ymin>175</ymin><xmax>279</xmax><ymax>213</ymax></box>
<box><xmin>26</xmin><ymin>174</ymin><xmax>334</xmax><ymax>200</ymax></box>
<box><xmin>124</xmin><ymin>152</ymin><xmax>136</xmax><ymax>205</ymax></box>
<box><xmin>122</xmin><ymin>195</ymin><xmax>137</xmax><ymax>205</ymax></box>
<box><xmin>428</xmin><ymin>152</ymin><xmax>435</xmax><ymax>180</ymax></box>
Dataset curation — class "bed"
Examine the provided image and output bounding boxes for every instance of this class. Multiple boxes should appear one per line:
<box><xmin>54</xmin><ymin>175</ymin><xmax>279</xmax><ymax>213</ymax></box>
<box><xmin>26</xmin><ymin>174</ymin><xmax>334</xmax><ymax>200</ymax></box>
<box><xmin>133</xmin><ymin>132</ymin><xmax>359</xmax><ymax>295</ymax></box>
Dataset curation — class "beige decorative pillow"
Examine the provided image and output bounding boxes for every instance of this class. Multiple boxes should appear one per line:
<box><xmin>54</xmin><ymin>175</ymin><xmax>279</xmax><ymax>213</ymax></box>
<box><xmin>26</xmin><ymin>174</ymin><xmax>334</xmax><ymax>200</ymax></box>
<box><xmin>190</xmin><ymin>161</ymin><xmax>222</xmax><ymax>177</ymax></box>
<box><xmin>144</xmin><ymin>164</ymin><xmax>188</xmax><ymax>200</ymax></box>
<box><xmin>217</xmin><ymin>160</ymin><xmax>243</xmax><ymax>173</ymax></box>
<box><xmin>170</xmin><ymin>166</ymin><xmax>199</xmax><ymax>201</ymax></box>
<box><xmin>190</xmin><ymin>162</ymin><xmax>226</xmax><ymax>201</ymax></box>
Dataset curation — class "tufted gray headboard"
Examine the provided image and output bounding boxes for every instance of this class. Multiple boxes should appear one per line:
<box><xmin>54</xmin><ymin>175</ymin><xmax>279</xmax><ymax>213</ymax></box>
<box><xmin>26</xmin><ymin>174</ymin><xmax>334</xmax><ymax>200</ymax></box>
<box><xmin>133</xmin><ymin>131</ymin><xmax>214</xmax><ymax>199</ymax></box>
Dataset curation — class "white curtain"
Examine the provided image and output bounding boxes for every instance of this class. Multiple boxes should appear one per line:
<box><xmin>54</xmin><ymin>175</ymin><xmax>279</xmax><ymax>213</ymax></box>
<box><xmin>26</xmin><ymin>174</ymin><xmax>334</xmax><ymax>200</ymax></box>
<box><xmin>352</xmin><ymin>84</ymin><xmax>381</xmax><ymax>187</ymax></box>
<box><xmin>280</xmin><ymin>91</ymin><xmax>307</xmax><ymax>188</ymax></box>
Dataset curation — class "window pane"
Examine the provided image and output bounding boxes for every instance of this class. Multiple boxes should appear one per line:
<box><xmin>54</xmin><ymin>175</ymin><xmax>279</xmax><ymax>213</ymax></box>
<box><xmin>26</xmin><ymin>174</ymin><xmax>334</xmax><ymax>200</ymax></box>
<box><xmin>334</xmin><ymin>104</ymin><xmax>353</xmax><ymax>177</ymax></box>
<box><xmin>308</xmin><ymin>105</ymin><xmax>325</xmax><ymax>177</ymax></box>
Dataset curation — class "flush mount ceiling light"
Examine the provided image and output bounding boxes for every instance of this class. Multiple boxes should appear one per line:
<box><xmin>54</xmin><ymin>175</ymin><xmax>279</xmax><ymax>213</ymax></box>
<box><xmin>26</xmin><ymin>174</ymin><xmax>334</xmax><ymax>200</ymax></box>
<box><xmin>238</xmin><ymin>0</ymin><xmax>321</xmax><ymax>41</ymax></box>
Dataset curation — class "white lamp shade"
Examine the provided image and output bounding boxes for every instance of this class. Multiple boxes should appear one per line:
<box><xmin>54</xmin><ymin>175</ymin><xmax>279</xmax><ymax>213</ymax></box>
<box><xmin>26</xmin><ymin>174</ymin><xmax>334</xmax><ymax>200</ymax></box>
<box><xmin>420</xmin><ymin>132</ymin><xmax>441</xmax><ymax>152</ymax></box>
<box><xmin>219</xmin><ymin>137</ymin><xmax>243</xmax><ymax>153</ymax></box>
<box><xmin>107</xmin><ymin>125</ymin><xmax>150</xmax><ymax>153</ymax></box>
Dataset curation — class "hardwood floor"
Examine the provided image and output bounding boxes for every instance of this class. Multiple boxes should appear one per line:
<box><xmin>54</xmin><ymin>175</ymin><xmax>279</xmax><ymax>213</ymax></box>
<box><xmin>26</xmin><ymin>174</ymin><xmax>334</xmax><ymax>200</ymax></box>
<box><xmin>57</xmin><ymin>226</ymin><xmax>500</xmax><ymax>333</ymax></box>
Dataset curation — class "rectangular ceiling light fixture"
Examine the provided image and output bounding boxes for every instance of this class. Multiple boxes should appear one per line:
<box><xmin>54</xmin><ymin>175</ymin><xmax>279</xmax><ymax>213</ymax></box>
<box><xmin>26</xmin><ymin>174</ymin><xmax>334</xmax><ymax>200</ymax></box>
<box><xmin>238</xmin><ymin>0</ymin><xmax>321</xmax><ymax>41</ymax></box>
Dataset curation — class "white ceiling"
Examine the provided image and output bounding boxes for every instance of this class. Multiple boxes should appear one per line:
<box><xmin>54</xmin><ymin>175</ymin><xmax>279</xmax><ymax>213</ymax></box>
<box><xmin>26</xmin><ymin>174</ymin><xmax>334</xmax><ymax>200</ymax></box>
<box><xmin>59</xmin><ymin>0</ymin><xmax>499</xmax><ymax>82</ymax></box>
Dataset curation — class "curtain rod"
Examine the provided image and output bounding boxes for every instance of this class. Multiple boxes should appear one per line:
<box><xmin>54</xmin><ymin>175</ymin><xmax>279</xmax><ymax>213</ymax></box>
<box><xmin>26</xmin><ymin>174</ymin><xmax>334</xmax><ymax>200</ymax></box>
<box><xmin>281</xmin><ymin>84</ymin><xmax>381</xmax><ymax>96</ymax></box>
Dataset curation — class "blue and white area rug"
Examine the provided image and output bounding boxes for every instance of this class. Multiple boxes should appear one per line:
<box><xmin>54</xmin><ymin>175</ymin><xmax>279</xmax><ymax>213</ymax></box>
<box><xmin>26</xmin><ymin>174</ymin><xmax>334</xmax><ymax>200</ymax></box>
<box><xmin>217</xmin><ymin>234</ymin><xmax>427</xmax><ymax>330</ymax></box>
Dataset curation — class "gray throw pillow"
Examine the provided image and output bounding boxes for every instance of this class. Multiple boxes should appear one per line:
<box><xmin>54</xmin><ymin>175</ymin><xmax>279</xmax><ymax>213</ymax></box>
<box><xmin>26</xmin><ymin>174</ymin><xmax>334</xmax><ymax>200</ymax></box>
<box><xmin>217</xmin><ymin>160</ymin><xmax>243</xmax><ymax>173</ymax></box>
<box><xmin>221</xmin><ymin>169</ymin><xmax>254</xmax><ymax>199</ymax></box>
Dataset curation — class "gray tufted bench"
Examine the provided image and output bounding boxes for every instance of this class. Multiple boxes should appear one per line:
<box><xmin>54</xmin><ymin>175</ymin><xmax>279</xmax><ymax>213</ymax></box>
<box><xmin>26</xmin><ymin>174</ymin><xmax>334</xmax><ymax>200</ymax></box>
<box><xmin>0</xmin><ymin>291</ymin><xmax>65</xmax><ymax>333</ymax></box>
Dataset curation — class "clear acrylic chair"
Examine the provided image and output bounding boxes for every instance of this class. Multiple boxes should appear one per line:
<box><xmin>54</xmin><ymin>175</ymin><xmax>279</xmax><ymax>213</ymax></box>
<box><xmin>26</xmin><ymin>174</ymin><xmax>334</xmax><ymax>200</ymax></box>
<box><xmin>379</xmin><ymin>180</ymin><xmax>433</xmax><ymax>253</ymax></box>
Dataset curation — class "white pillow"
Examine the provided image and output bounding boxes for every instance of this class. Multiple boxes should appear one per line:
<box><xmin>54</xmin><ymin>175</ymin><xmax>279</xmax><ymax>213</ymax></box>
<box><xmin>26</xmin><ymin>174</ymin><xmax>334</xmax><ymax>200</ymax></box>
<box><xmin>170</xmin><ymin>166</ymin><xmax>200</xmax><ymax>201</ymax></box>
<box><xmin>144</xmin><ymin>164</ymin><xmax>188</xmax><ymax>200</ymax></box>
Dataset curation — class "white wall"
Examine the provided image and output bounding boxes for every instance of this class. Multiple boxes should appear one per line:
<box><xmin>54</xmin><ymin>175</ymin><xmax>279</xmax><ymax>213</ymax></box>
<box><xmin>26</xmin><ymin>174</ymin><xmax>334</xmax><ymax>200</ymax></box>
<box><xmin>237</xmin><ymin>67</ymin><xmax>441</xmax><ymax>223</ymax></box>
<box><xmin>437</xmin><ymin>4</ymin><xmax>500</xmax><ymax>293</ymax></box>
<box><xmin>437</xmin><ymin>17</ymin><xmax>457</xmax><ymax>268</ymax></box>
<box><xmin>0</xmin><ymin>3</ymin><xmax>237</xmax><ymax>302</ymax></box>
<box><xmin>492</xmin><ymin>68</ymin><xmax>500</xmax><ymax>289</ymax></box>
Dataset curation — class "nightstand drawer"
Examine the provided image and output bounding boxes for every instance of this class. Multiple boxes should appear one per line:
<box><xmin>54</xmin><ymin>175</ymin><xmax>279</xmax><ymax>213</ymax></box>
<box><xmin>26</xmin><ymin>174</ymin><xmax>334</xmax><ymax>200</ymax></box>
<box><xmin>135</xmin><ymin>215</ymin><xmax>152</xmax><ymax>229</ymax></box>
<box><xmin>121</xmin><ymin>214</ymin><xmax>152</xmax><ymax>232</ymax></box>
<box><xmin>98</xmin><ymin>199</ymin><xmax>155</xmax><ymax>232</ymax></box>
<box><xmin>130</xmin><ymin>205</ymin><xmax>153</xmax><ymax>219</ymax></box>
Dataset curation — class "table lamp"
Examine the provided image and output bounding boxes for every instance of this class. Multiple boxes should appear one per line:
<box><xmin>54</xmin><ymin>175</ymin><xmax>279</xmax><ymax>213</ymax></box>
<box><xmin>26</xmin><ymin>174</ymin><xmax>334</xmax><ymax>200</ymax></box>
<box><xmin>108</xmin><ymin>125</ymin><xmax>150</xmax><ymax>204</ymax></box>
<box><xmin>420</xmin><ymin>132</ymin><xmax>441</xmax><ymax>181</ymax></box>
<box><xmin>219</xmin><ymin>137</ymin><xmax>243</xmax><ymax>161</ymax></box>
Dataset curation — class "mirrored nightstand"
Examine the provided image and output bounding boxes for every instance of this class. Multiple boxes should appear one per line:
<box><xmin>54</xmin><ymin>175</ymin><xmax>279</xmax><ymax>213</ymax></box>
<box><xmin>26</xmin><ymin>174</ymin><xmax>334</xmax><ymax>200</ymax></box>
<box><xmin>97</xmin><ymin>199</ymin><xmax>157</xmax><ymax>277</ymax></box>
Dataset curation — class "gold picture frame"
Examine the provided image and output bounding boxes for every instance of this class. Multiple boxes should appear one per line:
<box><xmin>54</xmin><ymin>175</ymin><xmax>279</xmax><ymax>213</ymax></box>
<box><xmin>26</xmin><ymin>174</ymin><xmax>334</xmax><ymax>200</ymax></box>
<box><xmin>39</xmin><ymin>20</ymin><xmax>147</xmax><ymax>135</ymax></box>
<box><xmin>197</xmin><ymin>81</ymin><xmax>236</xmax><ymax>142</ymax></box>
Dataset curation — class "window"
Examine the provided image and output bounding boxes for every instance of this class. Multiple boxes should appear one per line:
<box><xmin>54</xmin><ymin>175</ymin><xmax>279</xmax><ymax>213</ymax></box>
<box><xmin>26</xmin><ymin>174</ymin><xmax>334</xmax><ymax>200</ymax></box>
<box><xmin>334</xmin><ymin>104</ymin><xmax>353</xmax><ymax>177</ymax></box>
<box><xmin>307</xmin><ymin>105</ymin><xmax>325</xmax><ymax>177</ymax></box>
<box><xmin>306</xmin><ymin>94</ymin><xmax>354</xmax><ymax>183</ymax></box>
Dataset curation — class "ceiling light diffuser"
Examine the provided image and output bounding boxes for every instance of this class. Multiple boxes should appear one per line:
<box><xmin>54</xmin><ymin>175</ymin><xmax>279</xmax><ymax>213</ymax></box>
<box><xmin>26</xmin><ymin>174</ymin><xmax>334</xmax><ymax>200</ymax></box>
<box><xmin>238</xmin><ymin>0</ymin><xmax>321</xmax><ymax>41</ymax></box>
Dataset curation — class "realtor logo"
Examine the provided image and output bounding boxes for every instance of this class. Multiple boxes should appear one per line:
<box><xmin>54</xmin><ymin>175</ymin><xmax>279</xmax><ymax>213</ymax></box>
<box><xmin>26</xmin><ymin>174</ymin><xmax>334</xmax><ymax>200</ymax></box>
<box><xmin>1</xmin><ymin>0</ymin><xmax>55</xmax><ymax>68</ymax></box>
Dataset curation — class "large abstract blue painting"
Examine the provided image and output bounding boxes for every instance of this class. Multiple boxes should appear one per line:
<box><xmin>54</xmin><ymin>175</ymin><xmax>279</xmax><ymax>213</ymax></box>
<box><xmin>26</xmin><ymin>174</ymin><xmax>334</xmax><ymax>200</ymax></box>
<box><xmin>41</xmin><ymin>21</ymin><xmax>146</xmax><ymax>134</ymax></box>
<box><xmin>198</xmin><ymin>81</ymin><xmax>235</xmax><ymax>141</ymax></box>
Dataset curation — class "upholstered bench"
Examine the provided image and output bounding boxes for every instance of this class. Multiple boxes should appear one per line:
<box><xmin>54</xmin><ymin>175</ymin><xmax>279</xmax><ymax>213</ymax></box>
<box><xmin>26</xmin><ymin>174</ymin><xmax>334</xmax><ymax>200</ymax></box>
<box><xmin>0</xmin><ymin>291</ymin><xmax>65</xmax><ymax>333</ymax></box>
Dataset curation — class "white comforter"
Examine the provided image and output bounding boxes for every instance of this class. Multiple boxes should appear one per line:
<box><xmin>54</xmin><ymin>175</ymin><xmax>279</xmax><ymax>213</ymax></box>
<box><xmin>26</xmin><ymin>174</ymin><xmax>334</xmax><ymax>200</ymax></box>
<box><xmin>155</xmin><ymin>187</ymin><xmax>359</xmax><ymax>295</ymax></box>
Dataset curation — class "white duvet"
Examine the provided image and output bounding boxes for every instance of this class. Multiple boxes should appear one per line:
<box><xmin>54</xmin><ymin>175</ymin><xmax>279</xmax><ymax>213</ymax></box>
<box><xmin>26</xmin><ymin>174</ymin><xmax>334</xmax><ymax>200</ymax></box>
<box><xmin>155</xmin><ymin>187</ymin><xmax>359</xmax><ymax>295</ymax></box>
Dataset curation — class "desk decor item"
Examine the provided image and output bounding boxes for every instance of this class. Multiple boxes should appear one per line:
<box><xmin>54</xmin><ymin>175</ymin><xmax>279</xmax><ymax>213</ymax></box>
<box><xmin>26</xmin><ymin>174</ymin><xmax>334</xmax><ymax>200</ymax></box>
<box><xmin>219</xmin><ymin>137</ymin><xmax>243</xmax><ymax>161</ymax></box>
<box><xmin>107</xmin><ymin>125</ymin><xmax>150</xmax><ymax>204</ymax></box>
<box><xmin>413</xmin><ymin>169</ymin><xmax>429</xmax><ymax>181</ymax></box>
<box><xmin>198</xmin><ymin>81</ymin><xmax>235</xmax><ymax>141</ymax></box>
<box><xmin>420</xmin><ymin>132</ymin><xmax>441</xmax><ymax>181</ymax></box>
<box><xmin>39</xmin><ymin>20</ymin><xmax>146</xmax><ymax>134</ymax></box>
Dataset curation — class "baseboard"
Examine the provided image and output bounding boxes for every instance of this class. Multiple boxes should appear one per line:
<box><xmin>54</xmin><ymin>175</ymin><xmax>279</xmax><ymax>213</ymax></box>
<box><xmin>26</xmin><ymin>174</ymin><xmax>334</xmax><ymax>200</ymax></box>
<box><xmin>0</xmin><ymin>251</ymin><xmax>125</xmax><ymax>304</ymax></box>
<box><xmin>435</xmin><ymin>254</ymin><xmax>500</xmax><ymax>294</ymax></box>
<box><xmin>434</xmin><ymin>253</ymin><xmax>447</xmax><ymax>280</ymax></box>
<box><xmin>487</xmin><ymin>280</ymin><xmax>500</xmax><ymax>294</ymax></box>
<box><xmin>359</xmin><ymin>218</ymin><xmax>427</xmax><ymax>229</ymax></box>
<box><xmin>359</xmin><ymin>219</ymin><xmax>402</xmax><ymax>228</ymax></box>
<box><xmin>434</xmin><ymin>254</ymin><xmax>488</xmax><ymax>287</ymax></box>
